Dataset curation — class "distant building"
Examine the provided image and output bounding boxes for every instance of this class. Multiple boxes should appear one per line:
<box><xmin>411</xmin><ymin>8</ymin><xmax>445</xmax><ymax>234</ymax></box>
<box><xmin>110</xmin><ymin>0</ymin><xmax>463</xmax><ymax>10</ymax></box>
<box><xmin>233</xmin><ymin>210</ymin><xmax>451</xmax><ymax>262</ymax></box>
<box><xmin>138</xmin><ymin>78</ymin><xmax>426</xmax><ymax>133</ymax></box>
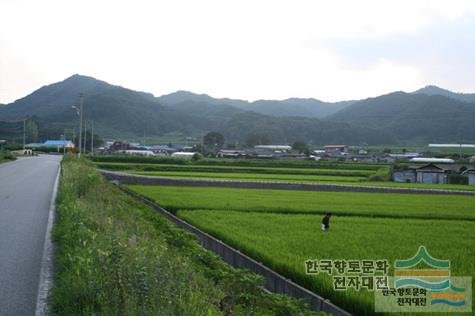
<box><xmin>393</xmin><ymin>163</ymin><xmax>458</xmax><ymax>184</ymax></box>
<box><xmin>462</xmin><ymin>169</ymin><xmax>475</xmax><ymax>186</ymax></box>
<box><xmin>109</xmin><ymin>141</ymin><xmax>129</xmax><ymax>151</ymax></box>
<box><xmin>324</xmin><ymin>145</ymin><xmax>348</xmax><ymax>155</ymax></box>
<box><xmin>409</xmin><ymin>157</ymin><xmax>455</xmax><ymax>164</ymax></box>
<box><xmin>393</xmin><ymin>169</ymin><xmax>417</xmax><ymax>183</ymax></box>
<box><xmin>469</xmin><ymin>156</ymin><xmax>475</xmax><ymax>163</ymax></box>
<box><xmin>123</xmin><ymin>150</ymin><xmax>155</xmax><ymax>156</ymax></box>
<box><xmin>217</xmin><ymin>149</ymin><xmax>246</xmax><ymax>158</ymax></box>
<box><xmin>389</xmin><ymin>152</ymin><xmax>420</xmax><ymax>160</ymax></box>
<box><xmin>171</xmin><ymin>152</ymin><xmax>196</xmax><ymax>158</ymax></box>
<box><xmin>254</xmin><ymin>145</ymin><xmax>292</xmax><ymax>151</ymax></box>
<box><xmin>43</xmin><ymin>140</ymin><xmax>75</xmax><ymax>148</ymax></box>
<box><xmin>415</xmin><ymin>163</ymin><xmax>451</xmax><ymax>184</ymax></box>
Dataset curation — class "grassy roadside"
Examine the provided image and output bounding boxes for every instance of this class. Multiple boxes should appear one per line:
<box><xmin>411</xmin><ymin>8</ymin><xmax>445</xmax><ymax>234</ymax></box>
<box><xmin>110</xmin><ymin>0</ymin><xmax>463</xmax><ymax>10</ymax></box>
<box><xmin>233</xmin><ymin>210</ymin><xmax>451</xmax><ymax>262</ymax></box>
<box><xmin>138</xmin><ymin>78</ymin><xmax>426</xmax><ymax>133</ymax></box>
<box><xmin>51</xmin><ymin>155</ymin><xmax>321</xmax><ymax>316</ymax></box>
<box><xmin>0</xmin><ymin>150</ymin><xmax>16</xmax><ymax>164</ymax></box>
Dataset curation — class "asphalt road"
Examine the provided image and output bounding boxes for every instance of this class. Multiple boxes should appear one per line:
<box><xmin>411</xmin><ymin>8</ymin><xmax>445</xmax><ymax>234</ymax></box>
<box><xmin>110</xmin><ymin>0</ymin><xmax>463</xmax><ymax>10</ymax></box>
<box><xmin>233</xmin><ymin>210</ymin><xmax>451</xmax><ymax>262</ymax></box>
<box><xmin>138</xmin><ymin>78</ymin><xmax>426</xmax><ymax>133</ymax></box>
<box><xmin>0</xmin><ymin>155</ymin><xmax>61</xmax><ymax>316</ymax></box>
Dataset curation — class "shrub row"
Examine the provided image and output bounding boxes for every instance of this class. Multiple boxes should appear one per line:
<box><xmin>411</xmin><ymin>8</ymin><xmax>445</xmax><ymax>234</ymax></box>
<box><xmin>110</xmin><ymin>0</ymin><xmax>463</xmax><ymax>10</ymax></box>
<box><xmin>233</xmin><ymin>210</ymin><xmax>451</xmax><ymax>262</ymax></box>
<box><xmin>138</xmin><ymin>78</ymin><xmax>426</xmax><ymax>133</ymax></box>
<box><xmin>89</xmin><ymin>154</ymin><xmax>387</xmax><ymax>171</ymax></box>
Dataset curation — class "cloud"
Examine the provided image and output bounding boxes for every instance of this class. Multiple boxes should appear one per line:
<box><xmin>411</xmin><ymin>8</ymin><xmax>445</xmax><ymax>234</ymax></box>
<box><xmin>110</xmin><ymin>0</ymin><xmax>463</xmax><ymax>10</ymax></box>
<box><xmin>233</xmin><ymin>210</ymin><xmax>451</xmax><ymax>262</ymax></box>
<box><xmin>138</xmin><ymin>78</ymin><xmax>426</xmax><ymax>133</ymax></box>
<box><xmin>323</xmin><ymin>13</ymin><xmax>475</xmax><ymax>93</ymax></box>
<box><xmin>0</xmin><ymin>0</ymin><xmax>474</xmax><ymax>103</ymax></box>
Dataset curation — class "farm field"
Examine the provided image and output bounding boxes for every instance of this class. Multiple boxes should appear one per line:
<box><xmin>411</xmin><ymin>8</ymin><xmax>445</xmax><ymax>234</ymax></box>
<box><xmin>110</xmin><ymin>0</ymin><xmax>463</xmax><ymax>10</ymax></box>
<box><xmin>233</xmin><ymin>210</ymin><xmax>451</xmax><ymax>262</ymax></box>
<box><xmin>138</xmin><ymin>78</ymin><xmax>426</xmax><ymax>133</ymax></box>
<box><xmin>126</xmin><ymin>170</ymin><xmax>475</xmax><ymax>191</ymax></box>
<box><xmin>95</xmin><ymin>162</ymin><xmax>378</xmax><ymax>177</ymax></box>
<box><xmin>127</xmin><ymin>185</ymin><xmax>475</xmax><ymax>220</ymax></box>
<box><xmin>126</xmin><ymin>184</ymin><xmax>475</xmax><ymax>315</ymax></box>
<box><xmin>177</xmin><ymin>211</ymin><xmax>475</xmax><ymax>315</ymax></box>
<box><xmin>128</xmin><ymin>170</ymin><xmax>366</xmax><ymax>183</ymax></box>
<box><xmin>96</xmin><ymin>160</ymin><xmax>475</xmax><ymax>191</ymax></box>
<box><xmin>91</xmin><ymin>155</ymin><xmax>387</xmax><ymax>170</ymax></box>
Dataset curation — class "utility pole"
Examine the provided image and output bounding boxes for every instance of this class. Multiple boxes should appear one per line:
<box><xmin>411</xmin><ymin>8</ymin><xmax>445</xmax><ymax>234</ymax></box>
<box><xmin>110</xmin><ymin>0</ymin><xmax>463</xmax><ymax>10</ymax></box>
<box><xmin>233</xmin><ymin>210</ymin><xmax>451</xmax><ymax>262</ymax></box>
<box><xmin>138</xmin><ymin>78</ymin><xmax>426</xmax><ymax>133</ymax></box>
<box><xmin>91</xmin><ymin>120</ymin><xmax>94</xmax><ymax>154</ymax></box>
<box><xmin>83</xmin><ymin>120</ymin><xmax>88</xmax><ymax>154</ymax></box>
<box><xmin>143</xmin><ymin>128</ymin><xmax>146</xmax><ymax>146</ymax></box>
<box><xmin>23</xmin><ymin>118</ymin><xmax>26</xmax><ymax>150</ymax></box>
<box><xmin>78</xmin><ymin>94</ymin><xmax>84</xmax><ymax>157</ymax></box>
<box><xmin>63</xmin><ymin>129</ymin><xmax>67</xmax><ymax>154</ymax></box>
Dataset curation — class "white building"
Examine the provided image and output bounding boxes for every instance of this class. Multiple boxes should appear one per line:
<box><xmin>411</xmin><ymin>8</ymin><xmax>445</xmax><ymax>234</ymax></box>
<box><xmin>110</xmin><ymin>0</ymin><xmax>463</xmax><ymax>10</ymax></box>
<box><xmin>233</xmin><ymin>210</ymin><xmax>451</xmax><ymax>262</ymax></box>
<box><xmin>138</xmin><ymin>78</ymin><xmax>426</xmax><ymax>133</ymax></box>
<box><xmin>171</xmin><ymin>152</ymin><xmax>196</xmax><ymax>158</ymax></box>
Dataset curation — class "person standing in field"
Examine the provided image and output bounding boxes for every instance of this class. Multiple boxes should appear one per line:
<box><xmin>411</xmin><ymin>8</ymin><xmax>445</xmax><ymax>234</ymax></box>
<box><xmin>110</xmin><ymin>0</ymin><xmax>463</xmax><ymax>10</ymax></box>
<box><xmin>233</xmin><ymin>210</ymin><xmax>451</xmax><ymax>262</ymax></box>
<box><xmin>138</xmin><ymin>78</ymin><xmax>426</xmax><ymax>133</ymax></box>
<box><xmin>321</xmin><ymin>212</ymin><xmax>332</xmax><ymax>231</ymax></box>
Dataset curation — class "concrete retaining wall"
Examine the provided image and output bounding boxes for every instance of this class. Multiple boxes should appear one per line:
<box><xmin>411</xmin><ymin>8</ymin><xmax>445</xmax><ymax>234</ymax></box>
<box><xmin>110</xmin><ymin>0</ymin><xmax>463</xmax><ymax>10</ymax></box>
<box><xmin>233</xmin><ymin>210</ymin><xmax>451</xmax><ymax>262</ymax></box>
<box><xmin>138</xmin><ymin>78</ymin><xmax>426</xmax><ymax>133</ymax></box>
<box><xmin>119</xmin><ymin>185</ymin><xmax>353</xmax><ymax>316</ymax></box>
<box><xmin>102</xmin><ymin>170</ymin><xmax>475</xmax><ymax>196</ymax></box>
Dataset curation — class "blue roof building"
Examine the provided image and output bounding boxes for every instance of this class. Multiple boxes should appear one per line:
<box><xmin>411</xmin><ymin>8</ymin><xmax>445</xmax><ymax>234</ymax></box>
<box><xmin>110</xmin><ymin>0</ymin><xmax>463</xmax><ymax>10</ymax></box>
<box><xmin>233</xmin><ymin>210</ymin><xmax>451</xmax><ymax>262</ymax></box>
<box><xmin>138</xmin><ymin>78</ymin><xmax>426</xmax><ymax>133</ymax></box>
<box><xmin>43</xmin><ymin>140</ymin><xmax>75</xmax><ymax>148</ymax></box>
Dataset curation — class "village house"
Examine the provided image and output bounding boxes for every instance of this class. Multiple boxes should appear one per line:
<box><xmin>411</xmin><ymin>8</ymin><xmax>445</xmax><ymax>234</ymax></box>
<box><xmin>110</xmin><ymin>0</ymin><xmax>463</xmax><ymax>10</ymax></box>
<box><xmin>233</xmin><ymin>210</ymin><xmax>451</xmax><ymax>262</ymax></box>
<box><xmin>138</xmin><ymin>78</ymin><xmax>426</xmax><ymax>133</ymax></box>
<box><xmin>324</xmin><ymin>145</ymin><xmax>348</xmax><ymax>155</ymax></box>
<box><xmin>216</xmin><ymin>149</ymin><xmax>247</xmax><ymax>158</ymax></box>
<box><xmin>462</xmin><ymin>169</ymin><xmax>475</xmax><ymax>186</ymax></box>
<box><xmin>393</xmin><ymin>163</ymin><xmax>456</xmax><ymax>184</ymax></box>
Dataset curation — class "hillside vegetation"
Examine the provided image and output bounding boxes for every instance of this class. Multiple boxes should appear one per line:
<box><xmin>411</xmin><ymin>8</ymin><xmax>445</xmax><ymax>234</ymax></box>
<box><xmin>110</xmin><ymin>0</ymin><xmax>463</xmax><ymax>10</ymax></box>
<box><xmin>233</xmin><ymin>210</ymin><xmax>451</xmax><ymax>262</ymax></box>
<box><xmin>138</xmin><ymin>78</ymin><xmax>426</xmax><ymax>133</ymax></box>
<box><xmin>2</xmin><ymin>75</ymin><xmax>475</xmax><ymax>144</ymax></box>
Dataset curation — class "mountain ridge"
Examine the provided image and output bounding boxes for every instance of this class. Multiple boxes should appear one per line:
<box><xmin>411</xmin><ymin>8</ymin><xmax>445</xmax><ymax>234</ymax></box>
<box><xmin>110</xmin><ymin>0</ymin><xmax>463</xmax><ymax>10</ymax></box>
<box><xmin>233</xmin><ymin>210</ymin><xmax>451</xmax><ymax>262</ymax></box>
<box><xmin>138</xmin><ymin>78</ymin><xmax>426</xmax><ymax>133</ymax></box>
<box><xmin>1</xmin><ymin>74</ymin><xmax>475</xmax><ymax>144</ymax></box>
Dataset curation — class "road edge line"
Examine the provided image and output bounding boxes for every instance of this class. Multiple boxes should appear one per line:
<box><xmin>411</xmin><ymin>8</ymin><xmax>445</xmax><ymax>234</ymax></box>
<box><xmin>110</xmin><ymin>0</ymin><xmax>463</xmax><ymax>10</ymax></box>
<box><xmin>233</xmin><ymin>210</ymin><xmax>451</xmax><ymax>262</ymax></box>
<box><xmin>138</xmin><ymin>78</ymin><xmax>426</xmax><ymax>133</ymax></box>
<box><xmin>35</xmin><ymin>162</ymin><xmax>61</xmax><ymax>316</ymax></box>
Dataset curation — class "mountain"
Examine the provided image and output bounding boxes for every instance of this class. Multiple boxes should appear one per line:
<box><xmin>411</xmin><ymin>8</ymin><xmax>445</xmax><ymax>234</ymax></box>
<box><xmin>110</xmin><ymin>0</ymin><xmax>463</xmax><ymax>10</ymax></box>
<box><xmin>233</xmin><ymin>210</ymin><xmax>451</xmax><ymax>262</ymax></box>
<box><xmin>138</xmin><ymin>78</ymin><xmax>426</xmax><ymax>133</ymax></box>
<box><xmin>0</xmin><ymin>75</ymin><xmax>190</xmax><ymax>139</ymax></box>
<box><xmin>2</xmin><ymin>75</ymin><xmax>474</xmax><ymax>145</ymax></box>
<box><xmin>327</xmin><ymin>92</ymin><xmax>475</xmax><ymax>143</ymax></box>
<box><xmin>159</xmin><ymin>91</ymin><xmax>353</xmax><ymax>118</ymax></box>
<box><xmin>413</xmin><ymin>85</ymin><xmax>475</xmax><ymax>103</ymax></box>
<box><xmin>158</xmin><ymin>91</ymin><xmax>249</xmax><ymax>109</ymax></box>
<box><xmin>0</xmin><ymin>75</ymin><xmax>387</xmax><ymax>145</ymax></box>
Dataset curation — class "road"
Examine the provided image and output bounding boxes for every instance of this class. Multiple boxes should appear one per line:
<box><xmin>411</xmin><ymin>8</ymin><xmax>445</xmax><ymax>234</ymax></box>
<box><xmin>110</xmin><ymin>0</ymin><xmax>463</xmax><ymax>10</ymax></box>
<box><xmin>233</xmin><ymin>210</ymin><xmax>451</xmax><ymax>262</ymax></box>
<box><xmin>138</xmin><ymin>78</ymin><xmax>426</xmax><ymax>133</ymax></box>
<box><xmin>0</xmin><ymin>155</ymin><xmax>62</xmax><ymax>316</ymax></box>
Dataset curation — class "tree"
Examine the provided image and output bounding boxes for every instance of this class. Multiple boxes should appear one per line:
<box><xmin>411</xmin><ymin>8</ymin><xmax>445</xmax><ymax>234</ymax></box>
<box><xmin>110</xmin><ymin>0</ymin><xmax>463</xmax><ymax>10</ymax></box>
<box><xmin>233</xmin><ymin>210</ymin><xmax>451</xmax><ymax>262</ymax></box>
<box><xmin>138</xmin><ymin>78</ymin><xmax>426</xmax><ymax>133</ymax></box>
<box><xmin>83</xmin><ymin>130</ymin><xmax>104</xmax><ymax>151</ymax></box>
<box><xmin>245</xmin><ymin>132</ymin><xmax>270</xmax><ymax>147</ymax></box>
<box><xmin>292</xmin><ymin>141</ymin><xmax>307</xmax><ymax>154</ymax></box>
<box><xmin>25</xmin><ymin>119</ymin><xmax>38</xmax><ymax>143</ymax></box>
<box><xmin>203</xmin><ymin>132</ymin><xmax>224</xmax><ymax>148</ymax></box>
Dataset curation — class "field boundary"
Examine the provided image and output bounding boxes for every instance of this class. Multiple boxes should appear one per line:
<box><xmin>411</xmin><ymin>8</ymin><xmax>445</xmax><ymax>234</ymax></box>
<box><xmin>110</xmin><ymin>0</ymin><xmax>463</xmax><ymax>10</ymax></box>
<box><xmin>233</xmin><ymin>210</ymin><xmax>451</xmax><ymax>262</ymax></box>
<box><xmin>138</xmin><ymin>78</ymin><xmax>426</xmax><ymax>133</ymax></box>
<box><xmin>117</xmin><ymin>184</ymin><xmax>353</xmax><ymax>316</ymax></box>
<box><xmin>101</xmin><ymin>170</ymin><xmax>475</xmax><ymax>195</ymax></box>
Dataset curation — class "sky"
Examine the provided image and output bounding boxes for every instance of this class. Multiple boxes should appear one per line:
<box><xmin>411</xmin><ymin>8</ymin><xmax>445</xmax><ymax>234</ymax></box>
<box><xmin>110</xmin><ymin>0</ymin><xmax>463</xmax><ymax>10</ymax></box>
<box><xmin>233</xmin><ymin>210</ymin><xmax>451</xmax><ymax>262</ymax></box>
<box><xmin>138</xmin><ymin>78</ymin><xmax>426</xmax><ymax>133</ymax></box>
<box><xmin>1</xmin><ymin>0</ymin><xmax>475</xmax><ymax>104</ymax></box>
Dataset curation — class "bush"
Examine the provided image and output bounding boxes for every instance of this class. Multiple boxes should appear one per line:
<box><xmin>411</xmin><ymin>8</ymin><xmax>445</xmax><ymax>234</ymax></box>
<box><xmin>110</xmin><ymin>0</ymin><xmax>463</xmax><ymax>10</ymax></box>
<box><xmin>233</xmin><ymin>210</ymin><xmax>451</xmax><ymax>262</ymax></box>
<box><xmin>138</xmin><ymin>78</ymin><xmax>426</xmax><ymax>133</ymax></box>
<box><xmin>448</xmin><ymin>174</ymin><xmax>468</xmax><ymax>185</ymax></box>
<box><xmin>0</xmin><ymin>150</ymin><xmax>16</xmax><ymax>162</ymax></box>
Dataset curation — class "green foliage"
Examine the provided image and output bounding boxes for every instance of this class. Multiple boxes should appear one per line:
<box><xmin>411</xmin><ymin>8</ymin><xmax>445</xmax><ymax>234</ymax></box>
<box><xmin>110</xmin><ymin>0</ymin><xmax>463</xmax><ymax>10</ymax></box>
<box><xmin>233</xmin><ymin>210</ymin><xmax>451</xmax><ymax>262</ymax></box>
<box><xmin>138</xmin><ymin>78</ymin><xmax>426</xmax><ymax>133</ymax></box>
<box><xmin>52</xmin><ymin>156</ymin><xmax>320</xmax><ymax>315</ymax></box>
<box><xmin>245</xmin><ymin>132</ymin><xmax>271</xmax><ymax>147</ymax></box>
<box><xmin>0</xmin><ymin>150</ymin><xmax>16</xmax><ymax>163</ymax></box>
<box><xmin>192</xmin><ymin>152</ymin><xmax>203</xmax><ymax>161</ymax></box>
<box><xmin>292</xmin><ymin>141</ymin><xmax>308</xmax><ymax>154</ymax></box>
<box><xmin>203</xmin><ymin>132</ymin><xmax>224</xmax><ymax>148</ymax></box>
<box><xmin>448</xmin><ymin>173</ymin><xmax>469</xmax><ymax>185</ymax></box>
<box><xmin>25</xmin><ymin>119</ymin><xmax>39</xmax><ymax>143</ymax></box>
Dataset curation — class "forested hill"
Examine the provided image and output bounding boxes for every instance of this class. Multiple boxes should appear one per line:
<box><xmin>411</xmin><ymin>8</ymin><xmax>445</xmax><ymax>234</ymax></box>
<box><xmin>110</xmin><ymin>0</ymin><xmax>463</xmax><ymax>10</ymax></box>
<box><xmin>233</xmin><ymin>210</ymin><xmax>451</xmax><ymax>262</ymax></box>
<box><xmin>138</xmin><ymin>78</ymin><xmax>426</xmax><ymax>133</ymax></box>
<box><xmin>327</xmin><ymin>91</ymin><xmax>475</xmax><ymax>143</ymax></box>
<box><xmin>1</xmin><ymin>74</ymin><xmax>474</xmax><ymax>144</ymax></box>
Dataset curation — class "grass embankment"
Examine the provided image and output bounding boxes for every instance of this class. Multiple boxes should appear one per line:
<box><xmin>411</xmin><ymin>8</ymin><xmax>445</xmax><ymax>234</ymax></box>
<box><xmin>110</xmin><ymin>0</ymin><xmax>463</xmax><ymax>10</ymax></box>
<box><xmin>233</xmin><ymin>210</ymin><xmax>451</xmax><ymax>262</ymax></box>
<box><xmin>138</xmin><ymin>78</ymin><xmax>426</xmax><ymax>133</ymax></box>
<box><xmin>51</xmin><ymin>156</ymin><xmax>321</xmax><ymax>316</ymax></box>
<box><xmin>127</xmin><ymin>185</ymin><xmax>475</xmax><ymax>221</ymax></box>
<box><xmin>0</xmin><ymin>150</ymin><xmax>16</xmax><ymax>164</ymax></box>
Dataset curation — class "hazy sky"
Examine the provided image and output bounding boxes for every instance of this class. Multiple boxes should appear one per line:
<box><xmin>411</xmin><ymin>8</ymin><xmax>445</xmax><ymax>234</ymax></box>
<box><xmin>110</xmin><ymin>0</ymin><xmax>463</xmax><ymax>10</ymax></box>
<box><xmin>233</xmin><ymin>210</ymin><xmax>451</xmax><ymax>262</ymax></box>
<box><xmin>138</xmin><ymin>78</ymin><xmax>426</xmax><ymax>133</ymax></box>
<box><xmin>1</xmin><ymin>0</ymin><xmax>474</xmax><ymax>104</ymax></box>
